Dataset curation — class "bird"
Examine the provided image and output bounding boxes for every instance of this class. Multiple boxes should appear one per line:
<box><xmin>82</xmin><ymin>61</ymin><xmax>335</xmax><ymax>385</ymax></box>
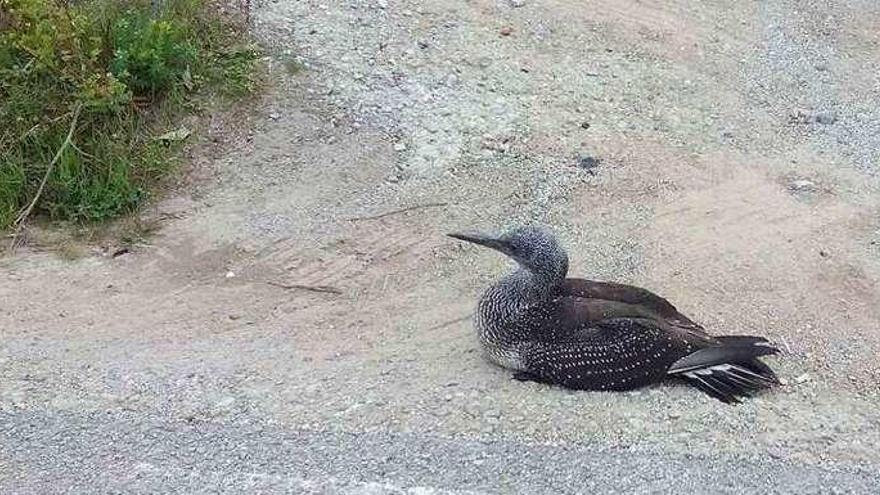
<box><xmin>448</xmin><ymin>225</ymin><xmax>780</xmax><ymax>404</ymax></box>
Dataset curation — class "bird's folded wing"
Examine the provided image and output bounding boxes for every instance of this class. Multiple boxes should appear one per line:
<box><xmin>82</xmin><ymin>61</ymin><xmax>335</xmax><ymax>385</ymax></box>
<box><xmin>521</xmin><ymin>317</ymin><xmax>696</xmax><ymax>391</ymax></box>
<box><xmin>560</xmin><ymin>279</ymin><xmax>707</xmax><ymax>332</ymax></box>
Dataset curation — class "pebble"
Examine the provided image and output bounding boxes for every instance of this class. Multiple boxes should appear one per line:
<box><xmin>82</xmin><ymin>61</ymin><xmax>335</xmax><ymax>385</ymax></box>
<box><xmin>576</xmin><ymin>155</ymin><xmax>602</xmax><ymax>171</ymax></box>
<box><xmin>789</xmin><ymin>179</ymin><xmax>816</xmax><ymax>192</ymax></box>
<box><xmin>393</xmin><ymin>142</ymin><xmax>407</xmax><ymax>152</ymax></box>
<box><xmin>500</xmin><ymin>26</ymin><xmax>514</xmax><ymax>36</ymax></box>
<box><xmin>794</xmin><ymin>373</ymin><xmax>811</xmax><ymax>384</ymax></box>
<box><xmin>789</xmin><ymin>109</ymin><xmax>837</xmax><ymax>125</ymax></box>
<box><xmin>814</xmin><ymin>111</ymin><xmax>837</xmax><ymax>125</ymax></box>
<box><xmin>225</xmin><ymin>271</ymin><xmax>236</xmax><ymax>278</ymax></box>
<box><xmin>788</xmin><ymin>109</ymin><xmax>812</xmax><ymax>125</ymax></box>
<box><xmin>480</xmin><ymin>135</ymin><xmax>512</xmax><ymax>153</ymax></box>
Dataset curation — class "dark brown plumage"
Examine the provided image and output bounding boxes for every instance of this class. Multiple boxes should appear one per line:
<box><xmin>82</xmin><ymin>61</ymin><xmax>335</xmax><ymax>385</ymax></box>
<box><xmin>449</xmin><ymin>225</ymin><xmax>780</xmax><ymax>404</ymax></box>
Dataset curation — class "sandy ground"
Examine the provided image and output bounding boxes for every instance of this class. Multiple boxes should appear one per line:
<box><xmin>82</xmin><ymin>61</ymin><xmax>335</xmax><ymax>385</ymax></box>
<box><xmin>2</xmin><ymin>0</ymin><xmax>880</xmax><ymax>492</ymax></box>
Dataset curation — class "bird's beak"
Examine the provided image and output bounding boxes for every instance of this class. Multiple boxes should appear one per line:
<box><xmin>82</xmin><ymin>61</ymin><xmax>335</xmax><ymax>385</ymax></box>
<box><xmin>447</xmin><ymin>232</ymin><xmax>509</xmax><ymax>252</ymax></box>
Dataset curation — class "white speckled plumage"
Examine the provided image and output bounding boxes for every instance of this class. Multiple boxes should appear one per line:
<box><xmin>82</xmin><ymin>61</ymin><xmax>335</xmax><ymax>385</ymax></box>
<box><xmin>452</xmin><ymin>225</ymin><xmax>781</xmax><ymax>404</ymax></box>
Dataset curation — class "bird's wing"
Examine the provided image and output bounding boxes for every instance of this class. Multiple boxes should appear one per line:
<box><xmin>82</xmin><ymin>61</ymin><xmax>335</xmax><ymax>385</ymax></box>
<box><xmin>519</xmin><ymin>315</ymin><xmax>697</xmax><ymax>391</ymax></box>
<box><xmin>516</xmin><ymin>296</ymin><xmax>780</xmax><ymax>402</ymax></box>
<box><xmin>560</xmin><ymin>278</ymin><xmax>708</xmax><ymax>334</ymax></box>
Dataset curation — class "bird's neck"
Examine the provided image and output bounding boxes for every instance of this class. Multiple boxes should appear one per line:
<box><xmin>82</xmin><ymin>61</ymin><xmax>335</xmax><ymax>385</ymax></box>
<box><xmin>475</xmin><ymin>266</ymin><xmax>563</xmax><ymax>360</ymax></box>
<box><xmin>490</xmin><ymin>267</ymin><xmax>561</xmax><ymax>310</ymax></box>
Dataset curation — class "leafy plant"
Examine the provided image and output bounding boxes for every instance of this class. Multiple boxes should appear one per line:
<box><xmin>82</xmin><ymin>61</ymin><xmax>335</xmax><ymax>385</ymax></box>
<box><xmin>110</xmin><ymin>13</ymin><xmax>196</xmax><ymax>96</ymax></box>
<box><xmin>0</xmin><ymin>0</ymin><xmax>260</xmax><ymax>233</ymax></box>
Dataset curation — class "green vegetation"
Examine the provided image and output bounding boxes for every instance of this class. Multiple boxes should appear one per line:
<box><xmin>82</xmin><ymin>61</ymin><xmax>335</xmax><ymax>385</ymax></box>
<box><xmin>0</xmin><ymin>0</ymin><xmax>260</xmax><ymax>232</ymax></box>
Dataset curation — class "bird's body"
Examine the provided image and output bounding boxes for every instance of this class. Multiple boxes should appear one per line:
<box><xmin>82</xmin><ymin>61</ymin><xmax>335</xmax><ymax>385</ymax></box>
<box><xmin>450</xmin><ymin>226</ymin><xmax>780</xmax><ymax>404</ymax></box>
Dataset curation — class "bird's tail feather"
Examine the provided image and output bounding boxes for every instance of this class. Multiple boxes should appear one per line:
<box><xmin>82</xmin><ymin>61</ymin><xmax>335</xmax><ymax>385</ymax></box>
<box><xmin>668</xmin><ymin>336</ymin><xmax>781</xmax><ymax>404</ymax></box>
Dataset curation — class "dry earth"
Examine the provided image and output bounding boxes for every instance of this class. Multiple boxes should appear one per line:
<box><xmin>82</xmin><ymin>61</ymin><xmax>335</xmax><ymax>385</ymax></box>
<box><xmin>2</xmin><ymin>0</ymin><xmax>880</xmax><ymax>493</ymax></box>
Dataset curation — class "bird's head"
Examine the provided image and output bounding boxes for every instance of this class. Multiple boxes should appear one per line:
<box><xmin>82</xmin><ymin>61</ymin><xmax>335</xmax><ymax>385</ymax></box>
<box><xmin>448</xmin><ymin>225</ymin><xmax>568</xmax><ymax>280</ymax></box>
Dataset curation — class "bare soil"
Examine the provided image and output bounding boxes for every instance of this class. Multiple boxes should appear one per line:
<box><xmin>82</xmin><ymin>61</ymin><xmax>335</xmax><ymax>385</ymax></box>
<box><xmin>3</xmin><ymin>0</ymin><xmax>880</xmax><ymax>489</ymax></box>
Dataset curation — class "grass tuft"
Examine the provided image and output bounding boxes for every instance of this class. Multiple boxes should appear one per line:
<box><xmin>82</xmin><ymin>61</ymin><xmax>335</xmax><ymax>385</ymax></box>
<box><xmin>0</xmin><ymin>0</ymin><xmax>261</xmax><ymax>232</ymax></box>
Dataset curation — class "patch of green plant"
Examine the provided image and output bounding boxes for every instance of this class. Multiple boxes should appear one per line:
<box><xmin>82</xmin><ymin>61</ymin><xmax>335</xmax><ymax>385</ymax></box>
<box><xmin>0</xmin><ymin>0</ymin><xmax>261</xmax><ymax>231</ymax></box>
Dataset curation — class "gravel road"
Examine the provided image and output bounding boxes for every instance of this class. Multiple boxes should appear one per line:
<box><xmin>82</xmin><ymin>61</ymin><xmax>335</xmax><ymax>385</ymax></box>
<box><xmin>2</xmin><ymin>0</ymin><xmax>880</xmax><ymax>493</ymax></box>
<box><xmin>3</xmin><ymin>410</ymin><xmax>878</xmax><ymax>494</ymax></box>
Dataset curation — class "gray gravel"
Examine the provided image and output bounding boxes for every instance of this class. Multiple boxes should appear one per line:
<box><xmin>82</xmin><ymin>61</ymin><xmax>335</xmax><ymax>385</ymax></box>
<box><xmin>3</xmin><ymin>0</ymin><xmax>880</xmax><ymax>493</ymax></box>
<box><xmin>3</xmin><ymin>409</ymin><xmax>878</xmax><ymax>494</ymax></box>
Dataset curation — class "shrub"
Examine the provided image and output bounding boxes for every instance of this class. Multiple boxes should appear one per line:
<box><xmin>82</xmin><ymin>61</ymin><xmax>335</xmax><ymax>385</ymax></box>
<box><xmin>110</xmin><ymin>13</ymin><xmax>197</xmax><ymax>97</ymax></box>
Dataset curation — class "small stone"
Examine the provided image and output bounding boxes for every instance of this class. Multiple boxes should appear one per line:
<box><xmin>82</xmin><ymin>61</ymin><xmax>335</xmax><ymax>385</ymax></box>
<box><xmin>225</xmin><ymin>271</ymin><xmax>236</xmax><ymax>278</ymax></box>
<box><xmin>789</xmin><ymin>179</ymin><xmax>816</xmax><ymax>192</ymax></box>
<box><xmin>228</xmin><ymin>314</ymin><xmax>241</xmax><ymax>321</ymax></box>
<box><xmin>794</xmin><ymin>373</ymin><xmax>811</xmax><ymax>384</ymax></box>
<box><xmin>576</xmin><ymin>155</ymin><xmax>602</xmax><ymax>172</ymax></box>
<box><xmin>814</xmin><ymin>111</ymin><xmax>837</xmax><ymax>125</ymax></box>
<box><xmin>269</xmin><ymin>112</ymin><xmax>280</xmax><ymax>120</ymax></box>
<box><xmin>480</xmin><ymin>135</ymin><xmax>512</xmax><ymax>153</ymax></box>
<box><xmin>788</xmin><ymin>109</ymin><xmax>812</xmax><ymax>125</ymax></box>
<box><xmin>789</xmin><ymin>109</ymin><xmax>837</xmax><ymax>125</ymax></box>
<box><xmin>668</xmin><ymin>411</ymin><xmax>681</xmax><ymax>420</ymax></box>
<box><xmin>500</xmin><ymin>26</ymin><xmax>513</xmax><ymax>36</ymax></box>
<box><xmin>417</xmin><ymin>40</ymin><xmax>429</xmax><ymax>49</ymax></box>
<box><xmin>580</xmin><ymin>121</ymin><xmax>591</xmax><ymax>130</ymax></box>
<box><xmin>818</xmin><ymin>250</ymin><xmax>829</xmax><ymax>258</ymax></box>
<box><xmin>508</xmin><ymin>0</ymin><xmax>526</xmax><ymax>7</ymax></box>
<box><xmin>393</xmin><ymin>142</ymin><xmax>407</xmax><ymax>152</ymax></box>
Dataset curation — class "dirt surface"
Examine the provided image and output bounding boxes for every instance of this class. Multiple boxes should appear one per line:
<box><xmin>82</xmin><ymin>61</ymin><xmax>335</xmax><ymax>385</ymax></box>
<box><xmin>3</xmin><ymin>0</ymin><xmax>880</xmax><ymax>492</ymax></box>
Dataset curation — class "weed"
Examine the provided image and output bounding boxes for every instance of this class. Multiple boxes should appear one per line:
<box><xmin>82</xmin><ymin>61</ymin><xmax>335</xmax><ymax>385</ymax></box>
<box><xmin>0</xmin><ymin>0</ymin><xmax>260</xmax><ymax>233</ymax></box>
